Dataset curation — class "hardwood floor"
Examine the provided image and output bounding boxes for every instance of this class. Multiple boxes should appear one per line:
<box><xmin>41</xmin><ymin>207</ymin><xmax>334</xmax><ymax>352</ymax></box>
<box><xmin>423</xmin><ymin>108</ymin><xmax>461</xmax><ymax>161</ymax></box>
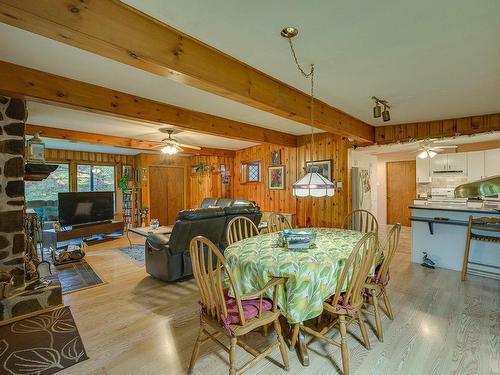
<box><xmin>58</xmin><ymin>226</ymin><xmax>499</xmax><ymax>375</ymax></box>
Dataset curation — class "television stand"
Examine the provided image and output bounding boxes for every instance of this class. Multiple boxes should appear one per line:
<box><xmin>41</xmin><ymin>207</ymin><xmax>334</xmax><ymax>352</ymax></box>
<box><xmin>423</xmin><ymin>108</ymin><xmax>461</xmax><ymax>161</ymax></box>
<box><xmin>71</xmin><ymin>220</ymin><xmax>113</xmax><ymax>229</ymax></box>
<box><xmin>42</xmin><ymin>220</ymin><xmax>124</xmax><ymax>250</ymax></box>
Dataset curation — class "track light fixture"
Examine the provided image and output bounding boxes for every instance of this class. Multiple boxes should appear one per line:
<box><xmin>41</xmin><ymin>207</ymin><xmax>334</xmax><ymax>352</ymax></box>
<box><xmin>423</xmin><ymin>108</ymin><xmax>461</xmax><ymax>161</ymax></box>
<box><xmin>372</xmin><ymin>96</ymin><xmax>391</xmax><ymax>122</ymax></box>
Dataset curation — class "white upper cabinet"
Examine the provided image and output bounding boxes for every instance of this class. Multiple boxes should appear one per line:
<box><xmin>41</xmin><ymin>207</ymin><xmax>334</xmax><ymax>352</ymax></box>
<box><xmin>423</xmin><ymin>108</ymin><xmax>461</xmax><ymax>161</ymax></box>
<box><xmin>467</xmin><ymin>151</ymin><xmax>485</xmax><ymax>181</ymax></box>
<box><xmin>447</xmin><ymin>153</ymin><xmax>467</xmax><ymax>172</ymax></box>
<box><xmin>485</xmin><ymin>149</ymin><xmax>500</xmax><ymax>177</ymax></box>
<box><xmin>430</xmin><ymin>154</ymin><xmax>448</xmax><ymax>174</ymax></box>
<box><xmin>430</xmin><ymin>153</ymin><xmax>466</xmax><ymax>175</ymax></box>
<box><xmin>416</xmin><ymin>157</ymin><xmax>431</xmax><ymax>183</ymax></box>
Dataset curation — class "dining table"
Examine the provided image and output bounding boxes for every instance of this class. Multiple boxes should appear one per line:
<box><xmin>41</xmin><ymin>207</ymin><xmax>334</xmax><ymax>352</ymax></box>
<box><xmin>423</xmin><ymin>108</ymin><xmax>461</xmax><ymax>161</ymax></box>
<box><xmin>224</xmin><ymin>227</ymin><xmax>365</xmax><ymax>366</ymax></box>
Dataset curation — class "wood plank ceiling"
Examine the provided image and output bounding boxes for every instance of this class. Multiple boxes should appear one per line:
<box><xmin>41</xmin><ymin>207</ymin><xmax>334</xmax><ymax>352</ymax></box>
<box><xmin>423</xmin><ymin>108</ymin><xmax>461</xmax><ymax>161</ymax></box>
<box><xmin>0</xmin><ymin>0</ymin><xmax>374</xmax><ymax>143</ymax></box>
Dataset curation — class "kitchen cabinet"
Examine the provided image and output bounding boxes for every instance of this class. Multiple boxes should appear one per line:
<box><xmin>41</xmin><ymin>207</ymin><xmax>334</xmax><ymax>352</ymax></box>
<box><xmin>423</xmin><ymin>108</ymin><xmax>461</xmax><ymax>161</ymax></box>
<box><xmin>485</xmin><ymin>149</ymin><xmax>500</xmax><ymax>177</ymax></box>
<box><xmin>430</xmin><ymin>154</ymin><xmax>448</xmax><ymax>174</ymax></box>
<box><xmin>467</xmin><ymin>151</ymin><xmax>485</xmax><ymax>181</ymax></box>
<box><xmin>430</xmin><ymin>153</ymin><xmax>466</xmax><ymax>175</ymax></box>
<box><xmin>416</xmin><ymin>157</ymin><xmax>431</xmax><ymax>183</ymax></box>
<box><xmin>447</xmin><ymin>153</ymin><xmax>467</xmax><ymax>172</ymax></box>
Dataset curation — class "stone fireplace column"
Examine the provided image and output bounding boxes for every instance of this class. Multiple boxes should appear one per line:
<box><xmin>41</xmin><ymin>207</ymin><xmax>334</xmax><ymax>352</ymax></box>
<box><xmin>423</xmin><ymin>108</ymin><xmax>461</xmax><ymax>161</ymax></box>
<box><xmin>0</xmin><ymin>96</ymin><xmax>27</xmax><ymax>289</ymax></box>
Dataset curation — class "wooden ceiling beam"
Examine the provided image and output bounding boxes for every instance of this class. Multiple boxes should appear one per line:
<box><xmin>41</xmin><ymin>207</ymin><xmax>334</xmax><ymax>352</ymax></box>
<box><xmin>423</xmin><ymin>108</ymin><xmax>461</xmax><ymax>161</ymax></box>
<box><xmin>0</xmin><ymin>0</ymin><xmax>374</xmax><ymax>143</ymax></box>
<box><xmin>374</xmin><ymin>113</ymin><xmax>500</xmax><ymax>145</ymax></box>
<box><xmin>0</xmin><ymin>61</ymin><xmax>297</xmax><ymax>147</ymax></box>
<box><xmin>26</xmin><ymin>124</ymin><xmax>236</xmax><ymax>157</ymax></box>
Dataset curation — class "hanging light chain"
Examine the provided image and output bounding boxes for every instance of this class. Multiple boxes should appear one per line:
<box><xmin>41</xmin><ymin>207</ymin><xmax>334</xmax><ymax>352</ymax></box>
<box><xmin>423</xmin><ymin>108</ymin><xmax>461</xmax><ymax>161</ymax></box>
<box><xmin>287</xmin><ymin>37</ymin><xmax>316</xmax><ymax>161</ymax></box>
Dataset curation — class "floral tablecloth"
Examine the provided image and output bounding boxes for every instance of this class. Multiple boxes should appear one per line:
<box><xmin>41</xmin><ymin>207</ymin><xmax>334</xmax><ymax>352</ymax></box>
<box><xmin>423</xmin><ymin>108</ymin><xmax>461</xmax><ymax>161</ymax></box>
<box><xmin>224</xmin><ymin>228</ymin><xmax>364</xmax><ymax>324</ymax></box>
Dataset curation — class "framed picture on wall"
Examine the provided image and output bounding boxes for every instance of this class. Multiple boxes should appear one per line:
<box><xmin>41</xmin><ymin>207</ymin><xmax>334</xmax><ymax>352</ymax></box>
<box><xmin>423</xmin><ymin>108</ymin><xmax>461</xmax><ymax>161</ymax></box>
<box><xmin>122</xmin><ymin>164</ymin><xmax>133</xmax><ymax>177</ymax></box>
<box><xmin>268</xmin><ymin>165</ymin><xmax>285</xmax><ymax>190</ymax></box>
<box><xmin>271</xmin><ymin>150</ymin><xmax>281</xmax><ymax>165</ymax></box>
<box><xmin>305</xmin><ymin>159</ymin><xmax>332</xmax><ymax>181</ymax></box>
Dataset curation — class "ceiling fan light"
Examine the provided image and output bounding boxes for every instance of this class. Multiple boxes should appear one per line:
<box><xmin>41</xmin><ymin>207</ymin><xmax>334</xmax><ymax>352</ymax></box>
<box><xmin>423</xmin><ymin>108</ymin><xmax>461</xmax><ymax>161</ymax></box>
<box><xmin>382</xmin><ymin>108</ymin><xmax>391</xmax><ymax>122</ymax></box>
<box><xmin>161</xmin><ymin>145</ymin><xmax>179</xmax><ymax>155</ymax></box>
<box><xmin>428</xmin><ymin>150</ymin><xmax>437</xmax><ymax>158</ymax></box>
<box><xmin>373</xmin><ymin>104</ymin><xmax>381</xmax><ymax>118</ymax></box>
<box><xmin>418</xmin><ymin>151</ymin><xmax>428</xmax><ymax>159</ymax></box>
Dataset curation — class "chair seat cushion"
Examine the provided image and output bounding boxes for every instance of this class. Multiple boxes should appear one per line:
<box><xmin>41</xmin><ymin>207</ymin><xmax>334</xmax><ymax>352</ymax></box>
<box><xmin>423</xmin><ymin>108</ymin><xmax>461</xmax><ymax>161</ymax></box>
<box><xmin>224</xmin><ymin>289</ymin><xmax>273</xmax><ymax>324</ymax></box>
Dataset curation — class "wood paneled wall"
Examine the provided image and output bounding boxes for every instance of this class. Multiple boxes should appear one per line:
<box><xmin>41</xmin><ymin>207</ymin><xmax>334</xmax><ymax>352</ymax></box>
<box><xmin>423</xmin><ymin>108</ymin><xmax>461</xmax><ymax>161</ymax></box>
<box><xmin>232</xmin><ymin>133</ymin><xmax>352</xmax><ymax>228</ymax></box>
<box><xmin>375</xmin><ymin>113</ymin><xmax>500</xmax><ymax>145</ymax></box>
<box><xmin>189</xmin><ymin>155</ymin><xmax>234</xmax><ymax>208</ymax></box>
<box><xmin>233</xmin><ymin>144</ymin><xmax>298</xmax><ymax>215</ymax></box>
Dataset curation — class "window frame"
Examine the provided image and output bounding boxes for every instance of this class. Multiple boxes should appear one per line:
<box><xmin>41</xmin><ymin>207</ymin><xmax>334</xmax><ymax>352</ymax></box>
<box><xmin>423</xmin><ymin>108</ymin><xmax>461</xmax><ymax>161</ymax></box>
<box><xmin>240</xmin><ymin>160</ymin><xmax>262</xmax><ymax>184</ymax></box>
<box><xmin>76</xmin><ymin>163</ymin><xmax>117</xmax><ymax>193</ymax></box>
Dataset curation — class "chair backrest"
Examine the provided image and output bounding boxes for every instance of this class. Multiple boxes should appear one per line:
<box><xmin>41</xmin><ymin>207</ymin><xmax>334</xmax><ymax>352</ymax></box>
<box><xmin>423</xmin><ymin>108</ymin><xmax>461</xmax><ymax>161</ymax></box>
<box><xmin>375</xmin><ymin>223</ymin><xmax>401</xmax><ymax>284</ymax></box>
<box><xmin>469</xmin><ymin>216</ymin><xmax>500</xmax><ymax>233</ymax></box>
<box><xmin>344</xmin><ymin>209</ymin><xmax>379</xmax><ymax>234</ymax></box>
<box><xmin>190</xmin><ymin>236</ymin><xmax>247</xmax><ymax>325</ymax></box>
<box><xmin>328</xmin><ymin>232</ymin><xmax>377</xmax><ymax>309</ymax></box>
<box><xmin>267</xmin><ymin>213</ymin><xmax>292</xmax><ymax>233</ymax></box>
<box><xmin>226</xmin><ymin>216</ymin><xmax>259</xmax><ymax>245</ymax></box>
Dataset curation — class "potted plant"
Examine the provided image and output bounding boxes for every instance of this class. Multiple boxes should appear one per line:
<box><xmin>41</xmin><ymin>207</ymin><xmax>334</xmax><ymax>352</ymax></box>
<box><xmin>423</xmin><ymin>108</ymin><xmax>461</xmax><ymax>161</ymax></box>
<box><xmin>118</xmin><ymin>174</ymin><xmax>132</xmax><ymax>191</ymax></box>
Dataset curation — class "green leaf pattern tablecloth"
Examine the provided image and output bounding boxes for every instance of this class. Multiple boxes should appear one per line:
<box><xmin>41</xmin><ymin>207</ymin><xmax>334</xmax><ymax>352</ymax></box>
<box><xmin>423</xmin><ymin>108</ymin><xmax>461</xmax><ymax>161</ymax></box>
<box><xmin>224</xmin><ymin>228</ymin><xmax>365</xmax><ymax>324</ymax></box>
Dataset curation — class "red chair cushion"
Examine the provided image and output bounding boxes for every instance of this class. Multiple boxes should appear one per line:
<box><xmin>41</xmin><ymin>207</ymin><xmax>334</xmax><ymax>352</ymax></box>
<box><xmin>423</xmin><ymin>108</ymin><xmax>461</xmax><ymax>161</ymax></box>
<box><xmin>223</xmin><ymin>289</ymin><xmax>273</xmax><ymax>324</ymax></box>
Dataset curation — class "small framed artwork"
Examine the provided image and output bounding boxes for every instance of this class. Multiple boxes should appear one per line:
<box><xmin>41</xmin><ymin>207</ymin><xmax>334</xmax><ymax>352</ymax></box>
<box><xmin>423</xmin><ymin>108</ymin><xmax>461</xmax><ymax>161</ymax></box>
<box><xmin>268</xmin><ymin>165</ymin><xmax>285</xmax><ymax>190</ymax></box>
<box><xmin>220</xmin><ymin>164</ymin><xmax>226</xmax><ymax>172</ymax></box>
<box><xmin>122</xmin><ymin>165</ymin><xmax>133</xmax><ymax>177</ymax></box>
<box><xmin>306</xmin><ymin>159</ymin><xmax>332</xmax><ymax>181</ymax></box>
<box><xmin>271</xmin><ymin>150</ymin><xmax>281</xmax><ymax>165</ymax></box>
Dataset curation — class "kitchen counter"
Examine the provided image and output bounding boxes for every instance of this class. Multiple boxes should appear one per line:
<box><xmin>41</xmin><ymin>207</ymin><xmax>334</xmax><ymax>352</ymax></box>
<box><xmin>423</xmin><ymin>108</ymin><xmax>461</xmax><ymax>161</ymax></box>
<box><xmin>409</xmin><ymin>203</ymin><xmax>500</xmax><ymax>215</ymax></box>
<box><xmin>410</xmin><ymin>205</ymin><xmax>500</xmax><ymax>278</ymax></box>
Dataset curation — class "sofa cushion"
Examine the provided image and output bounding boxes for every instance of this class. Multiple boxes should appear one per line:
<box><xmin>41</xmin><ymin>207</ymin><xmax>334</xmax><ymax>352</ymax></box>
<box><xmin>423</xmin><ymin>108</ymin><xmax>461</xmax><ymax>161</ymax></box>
<box><xmin>176</xmin><ymin>207</ymin><xmax>225</xmax><ymax>221</ymax></box>
<box><xmin>232</xmin><ymin>199</ymin><xmax>256</xmax><ymax>207</ymax></box>
<box><xmin>200</xmin><ymin>197</ymin><xmax>219</xmax><ymax>208</ymax></box>
<box><xmin>215</xmin><ymin>198</ymin><xmax>234</xmax><ymax>207</ymax></box>
<box><xmin>223</xmin><ymin>205</ymin><xmax>258</xmax><ymax>216</ymax></box>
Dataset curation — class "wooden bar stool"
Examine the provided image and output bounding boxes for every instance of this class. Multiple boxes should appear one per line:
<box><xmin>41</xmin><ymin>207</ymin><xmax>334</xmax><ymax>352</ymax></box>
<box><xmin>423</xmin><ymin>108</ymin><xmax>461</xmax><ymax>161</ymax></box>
<box><xmin>461</xmin><ymin>215</ymin><xmax>500</xmax><ymax>281</ymax></box>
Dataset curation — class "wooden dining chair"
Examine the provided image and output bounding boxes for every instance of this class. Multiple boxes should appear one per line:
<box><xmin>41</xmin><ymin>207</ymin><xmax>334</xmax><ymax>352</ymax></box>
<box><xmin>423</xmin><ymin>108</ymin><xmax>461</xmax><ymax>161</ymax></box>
<box><xmin>363</xmin><ymin>223</ymin><xmax>401</xmax><ymax>341</ymax></box>
<box><xmin>267</xmin><ymin>213</ymin><xmax>292</xmax><ymax>233</ymax></box>
<box><xmin>298</xmin><ymin>232</ymin><xmax>377</xmax><ymax>375</ymax></box>
<box><xmin>226</xmin><ymin>216</ymin><xmax>259</xmax><ymax>245</ymax></box>
<box><xmin>462</xmin><ymin>216</ymin><xmax>500</xmax><ymax>281</ymax></box>
<box><xmin>343</xmin><ymin>209</ymin><xmax>378</xmax><ymax>235</ymax></box>
<box><xmin>188</xmin><ymin>236</ymin><xmax>289</xmax><ymax>375</ymax></box>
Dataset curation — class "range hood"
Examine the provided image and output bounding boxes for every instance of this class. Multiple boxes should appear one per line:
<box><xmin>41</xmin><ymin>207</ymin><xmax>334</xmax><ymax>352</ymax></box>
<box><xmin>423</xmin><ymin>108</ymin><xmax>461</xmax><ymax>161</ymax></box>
<box><xmin>24</xmin><ymin>163</ymin><xmax>59</xmax><ymax>181</ymax></box>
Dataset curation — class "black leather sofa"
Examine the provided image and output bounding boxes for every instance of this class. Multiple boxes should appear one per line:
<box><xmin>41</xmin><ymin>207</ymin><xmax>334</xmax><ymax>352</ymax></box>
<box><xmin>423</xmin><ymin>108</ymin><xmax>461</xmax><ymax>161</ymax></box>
<box><xmin>145</xmin><ymin>199</ymin><xmax>261</xmax><ymax>282</ymax></box>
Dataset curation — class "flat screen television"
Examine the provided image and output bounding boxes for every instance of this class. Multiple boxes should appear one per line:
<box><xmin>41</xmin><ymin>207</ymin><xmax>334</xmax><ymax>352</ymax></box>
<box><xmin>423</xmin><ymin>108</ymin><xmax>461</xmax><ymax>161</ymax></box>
<box><xmin>58</xmin><ymin>192</ymin><xmax>114</xmax><ymax>226</ymax></box>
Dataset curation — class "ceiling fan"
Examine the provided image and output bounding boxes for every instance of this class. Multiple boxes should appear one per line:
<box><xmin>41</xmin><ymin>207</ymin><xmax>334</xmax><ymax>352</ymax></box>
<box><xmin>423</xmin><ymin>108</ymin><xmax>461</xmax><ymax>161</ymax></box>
<box><xmin>144</xmin><ymin>128</ymin><xmax>201</xmax><ymax>155</ymax></box>
<box><xmin>416</xmin><ymin>138</ymin><xmax>457</xmax><ymax>159</ymax></box>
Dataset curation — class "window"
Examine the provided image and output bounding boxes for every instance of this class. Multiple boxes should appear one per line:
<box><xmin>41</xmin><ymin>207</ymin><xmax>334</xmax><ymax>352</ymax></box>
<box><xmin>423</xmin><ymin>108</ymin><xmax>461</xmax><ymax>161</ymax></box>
<box><xmin>77</xmin><ymin>165</ymin><xmax>115</xmax><ymax>192</ymax></box>
<box><xmin>241</xmin><ymin>161</ymin><xmax>262</xmax><ymax>183</ymax></box>
<box><xmin>25</xmin><ymin>163</ymin><xmax>69</xmax><ymax>221</ymax></box>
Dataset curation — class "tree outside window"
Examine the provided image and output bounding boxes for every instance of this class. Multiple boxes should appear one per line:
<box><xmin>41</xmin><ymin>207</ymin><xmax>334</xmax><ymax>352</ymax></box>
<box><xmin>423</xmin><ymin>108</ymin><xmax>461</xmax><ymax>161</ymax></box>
<box><xmin>25</xmin><ymin>163</ymin><xmax>69</xmax><ymax>221</ymax></box>
<box><xmin>77</xmin><ymin>165</ymin><xmax>115</xmax><ymax>192</ymax></box>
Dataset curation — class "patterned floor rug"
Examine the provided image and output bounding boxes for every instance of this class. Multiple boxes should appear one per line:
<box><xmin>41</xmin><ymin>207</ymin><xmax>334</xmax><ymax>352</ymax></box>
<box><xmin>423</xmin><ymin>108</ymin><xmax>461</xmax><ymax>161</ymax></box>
<box><xmin>119</xmin><ymin>245</ymin><xmax>145</xmax><ymax>266</ymax></box>
<box><xmin>0</xmin><ymin>306</ymin><xmax>88</xmax><ymax>375</ymax></box>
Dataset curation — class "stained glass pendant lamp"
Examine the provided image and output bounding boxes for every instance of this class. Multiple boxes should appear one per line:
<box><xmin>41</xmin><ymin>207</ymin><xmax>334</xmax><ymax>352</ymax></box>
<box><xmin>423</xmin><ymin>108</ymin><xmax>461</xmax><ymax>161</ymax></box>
<box><xmin>281</xmin><ymin>27</ymin><xmax>336</xmax><ymax>197</ymax></box>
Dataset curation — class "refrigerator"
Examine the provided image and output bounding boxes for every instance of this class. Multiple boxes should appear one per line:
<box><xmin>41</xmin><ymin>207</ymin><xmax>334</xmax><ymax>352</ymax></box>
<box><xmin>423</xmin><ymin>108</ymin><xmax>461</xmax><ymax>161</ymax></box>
<box><xmin>351</xmin><ymin>167</ymin><xmax>372</xmax><ymax>211</ymax></box>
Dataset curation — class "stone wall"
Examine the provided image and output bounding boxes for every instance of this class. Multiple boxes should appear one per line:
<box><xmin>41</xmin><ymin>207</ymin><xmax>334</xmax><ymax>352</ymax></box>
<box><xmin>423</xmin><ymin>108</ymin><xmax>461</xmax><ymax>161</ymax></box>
<box><xmin>0</xmin><ymin>96</ymin><xmax>26</xmax><ymax>289</ymax></box>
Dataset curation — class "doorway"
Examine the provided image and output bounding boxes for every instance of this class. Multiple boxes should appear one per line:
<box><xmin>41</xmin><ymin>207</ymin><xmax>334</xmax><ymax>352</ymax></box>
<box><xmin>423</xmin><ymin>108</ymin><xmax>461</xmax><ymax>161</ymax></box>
<box><xmin>149</xmin><ymin>166</ymin><xmax>185</xmax><ymax>225</ymax></box>
<box><xmin>386</xmin><ymin>160</ymin><xmax>416</xmax><ymax>226</ymax></box>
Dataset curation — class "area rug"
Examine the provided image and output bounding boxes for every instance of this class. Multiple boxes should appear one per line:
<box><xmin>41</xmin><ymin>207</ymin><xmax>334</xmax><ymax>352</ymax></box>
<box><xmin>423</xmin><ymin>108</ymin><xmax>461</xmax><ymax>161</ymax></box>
<box><xmin>0</xmin><ymin>306</ymin><xmax>88</xmax><ymax>375</ymax></box>
<box><xmin>119</xmin><ymin>245</ymin><xmax>145</xmax><ymax>266</ymax></box>
<box><xmin>52</xmin><ymin>260</ymin><xmax>105</xmax><ymax>295</ymax></box>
